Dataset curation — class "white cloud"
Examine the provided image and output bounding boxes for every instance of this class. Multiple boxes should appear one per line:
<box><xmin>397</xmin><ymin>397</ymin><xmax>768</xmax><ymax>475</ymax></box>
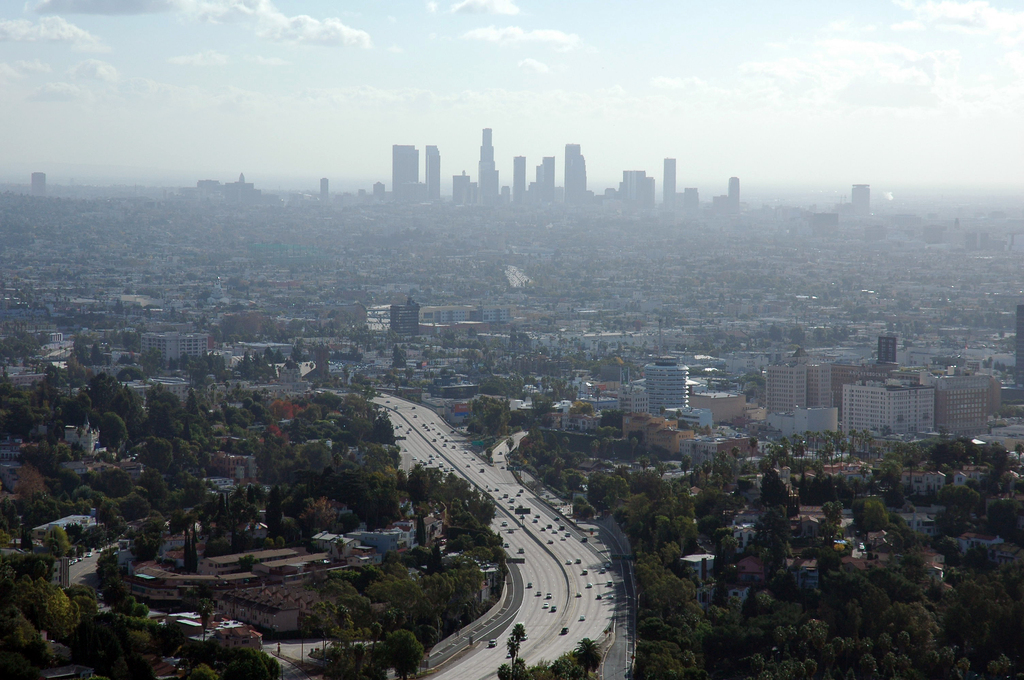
<box><xmin>0</xmin><ymin>59</ymin><xmax>54</xmax><ymax>81</ymax></box>
<box><xmin>254</xmin><ymin>13</ymin><xmax>373</xmax><ymax>47</ymax></box>
<box><xmin>650</xmin><ymin>76</ymin><xmax>684</xmax><ymax>89</ymax></box>
<box><xmin>0</xmin><ymin>63</ymin><xmax>20</xmax><ymax>81</ymax></box>
<box><xmin>29</xmin><ymin>81</ymin><xmax>85</xmax><ymax>101</ymax></box>
<box><xmin>736</xmin><ymin>38</ymin><xmax>963</xmax><ymax>111</ymax></box>
<box><xmin>461</xmin><ymin>26</ymin><xmax>581</xmax><ymax>51</ymax></box>
<box><xmin>168</xmin><ymin>50</ymin><xmax>229</xmax><ymax>65</ymax></box>
<box><xmin>518</xmin><ymin>58</ymin><xmax>548</xmax><ymax>73</ymax></box>
<box><xmin>35</xmin><ymin>0</ymin><xmax>373</xmax><ymax>48</ymax></box>
<box><xmin>0</xmin><ymin>16</ymin><xmax>106</xmax><ymax>51</ymax></box>
<box><xmin>33</xmin><ymin>0</ymin><xmax>179</xmax><ymax>13</ymax></box>
<box><xmin>388</xmin><ymin>45</ymin><xmax>404</xmax><ymax>53</ymax></box>
<box><xmin>245</xmin><ymin>55</ymin><xmax>289</xmax><ymax>66</ymax></box>
<box><xmin>891</xmin><ymin>20</ymin><xmax>925</xmax><ymax>31</ymax></box>
<box><xmin>895</xmin><ymin>0</ymin><xmax>1024</xmax><ymax>44</ymax></box>
<box><xmin>450</xmin><ymin>0</ymin><xmax>520</xmax><ymax>15</ymax></box>
<box><xmin>69</xmin><ymin>58</ymin><xmax>119</xmax><ymax>81</ymax></box>
<box><xmin>426</xmin><ymin>1</ymin><xmax>437</xmax><ymax>12</ymax></box>
<box><xmin>1004</xmin><ymin>51</ymin><xmax>1024</xmax><ymax>75</ymax></box>
<box><xmin>16</xmin><ymin>59</ymin><xmax>53</xmax><ymax>73</ymax></box>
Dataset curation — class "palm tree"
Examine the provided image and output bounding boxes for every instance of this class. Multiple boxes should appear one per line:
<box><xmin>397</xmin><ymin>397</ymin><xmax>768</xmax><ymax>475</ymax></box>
<box><xmin>507</xmin><ymin>623</ymin><xmax>526</xmax><ymax>666</ymax></box>
<box><xmin>352</xmin><ymin>642</ymin><xmax>367</xmax><ymax>678</ymax></box>
<box><xmin>574</xmin><ymin>638</ymin><xmax>602</xmax><ymax>676</ymax></box>
<box><xmin>197</xmin><ymin>598</ymin><xmax>214</xmax><ymax>642</ymax></box>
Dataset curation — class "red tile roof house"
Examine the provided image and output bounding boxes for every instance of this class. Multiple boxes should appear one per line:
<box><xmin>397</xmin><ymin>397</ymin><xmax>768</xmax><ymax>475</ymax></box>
<box><xmin>736</xmin><ymin>555</ymin><xmax>766</xmax><ymax>583</ymax></box>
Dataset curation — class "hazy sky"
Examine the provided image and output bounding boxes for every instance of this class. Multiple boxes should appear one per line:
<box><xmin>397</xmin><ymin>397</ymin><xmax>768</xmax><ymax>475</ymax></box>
<box><xmin>1</xmin><ymin>0</ymin><xmax>1023</xmax><ymax>192</ymax></box>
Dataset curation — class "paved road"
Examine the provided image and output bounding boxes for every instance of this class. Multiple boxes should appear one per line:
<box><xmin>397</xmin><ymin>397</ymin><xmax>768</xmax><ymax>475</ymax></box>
<box><xmin>70</xmin><ymin>550</ymin><xmax>102</xmax><ymax>589</ymax></box>
<box><xmin>376</xmin><ymin>395</ymin><xmax>624</xmax><ymax>680</ymax></box>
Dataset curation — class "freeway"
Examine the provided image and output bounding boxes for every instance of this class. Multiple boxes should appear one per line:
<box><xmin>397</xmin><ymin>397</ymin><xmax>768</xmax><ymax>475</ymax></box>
<box><xmin>377</xmin><ymin>395</ymin><xmax>626</xmax><ymax>680</ymax></box>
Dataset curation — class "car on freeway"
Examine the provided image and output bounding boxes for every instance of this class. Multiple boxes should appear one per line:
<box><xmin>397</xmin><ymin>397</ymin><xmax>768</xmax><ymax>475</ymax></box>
<box><xmin>550</xmin><ymin>606</ymin><xmax>557</xmax><ymax>613</ymax></box>
<box><xmin>575</xmin><ymin>559</ymin><xmax>581</xmax><ymax>564</ymax></box>
<box><xmin>545</xmin><ymin>593</ymin><xmax>552</xmax><ymax>599</ymax></box>
<box><xmin>480</xmin><ymin>469</ymin><xmax>485</xmax><ymax>473</ymax></box>
<box><xmin>596</xmin><ymin>594</ymin><xmax>602</xmax><ymax>600</ymax></box>
<box><xmin>575</xmin><ymin>592</ymin><xmax>581</xmax><ymax>598</ymax></box>
<box><xmin>560</xmin><ymin>627</ymin><xmax>569</xmax><ymax>635</ymax></box>
<box><xmin>542</xmin><ymin>603</ymin><xmax>549</xmax><ymax>609</ymax></box>
<box><xmin>503</xmin><ymin>543</ymin><xmax>510</xmax><ymax>548</ymax></box>
<box><xmin>532</xmin><ymin>518</ymin><xmax>538</xmax><ymax>523</ymax></box>
<box><xmin>517</xmin><ymin>548</ymin><xmax>525</xmax><ymax>554</ymax></box>
<box><xmin>488</xmin><ymin>640</ymin><xmax>497</xmax><ymax>648</ymax></box>
<box><xmin>501</xmin><ymin>521</ymin><xmax>507</xmax><ymax>527</ymax></box>
<box><xmin>579</xmin><ymin>615</ymin><xmax>586</xmax><ymax>622</ymax></box>
<box><xmin>581</xmin><ymin>569</ymin><xmax>588</xmax><ymax>575</ymax></box>
<box><xmin>606</xmin><ymin>581</ymin><xmax>613</xmax><ymax>587</ymax></box>
<box><xmin>547</xmin><ymin>539</ymin><xmax>554</xmax><ymax>544</ymax></box>
<box><xmin>526</xmin><ymin>582</ymin><xmax>532</xmax><ymax>588</ymax></box>
<box><xmin>586</xmin><ymin>583</ymin><xmax>593</xmax><ymax>589</ymax></box>
<box><xmin>565</xmin><ymin>559</ymin><xmax>572</xmax><ymax>565</ymax></box>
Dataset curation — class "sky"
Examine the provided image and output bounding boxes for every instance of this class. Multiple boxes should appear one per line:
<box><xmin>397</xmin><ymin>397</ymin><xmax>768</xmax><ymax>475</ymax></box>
<box><xmin>1</xmin><ymin>0</ymin><xmax>1023</xmax><ymax>194</ymax></box>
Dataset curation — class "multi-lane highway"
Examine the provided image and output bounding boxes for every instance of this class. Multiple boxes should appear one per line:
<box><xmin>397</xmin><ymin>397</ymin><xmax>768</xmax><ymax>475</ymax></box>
<box><xmin>376</xmin><ymin>395</ymin><xmax>625</xmax><ymax>679</ymax></box>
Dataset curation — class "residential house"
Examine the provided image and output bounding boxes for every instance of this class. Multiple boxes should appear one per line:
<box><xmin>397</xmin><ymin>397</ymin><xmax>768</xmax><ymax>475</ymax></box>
<box><xmin>736</xmin><ymin>556</ymin><xmax>765</xmax><ymax>583</ymax></box>
<box><xmin>785</xmin><ymin>557</ymin><xmax>819</xmax><ymax>589</ymax></box>
<box><xmin>901</xmin><ymin>470</ymin><xmax>947</xmax><ymax>495</ymax></box>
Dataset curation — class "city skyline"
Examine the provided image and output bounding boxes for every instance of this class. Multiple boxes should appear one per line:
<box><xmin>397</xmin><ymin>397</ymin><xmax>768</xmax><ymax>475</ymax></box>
<box><xmin>1</xmin><ymin>1</ymin><xmax>1024</xmax><ymax>189</ymax></box>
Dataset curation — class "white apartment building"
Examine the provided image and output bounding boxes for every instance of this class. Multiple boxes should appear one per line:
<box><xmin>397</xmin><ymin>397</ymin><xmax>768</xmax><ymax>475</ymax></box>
<box><xmin>766</xmin><ymin>361</ymin><xmax>832</xmax><ymax>414</ymax></box>
<box><xmin>766</xmin><ymin>407</ymin><xmax>838</xmax><ymax>437</ymax></box>
<box><xmin>141</xmin><ymin>332</ymin><xmax>212</xmax><ymax>362</ymax></box>
<box><xmin>618</xmin><ymin>382</ymin><xmax>649</xmax><ymax>414</ymax></box>
<box><xmin>644</xmin><ymin>358</ymin><xmax>689</xmax><ymax>414</ymax></box>
<box><xmin>841</xmin><ymin>382</ymin><xmax>935</xmax><ymax>435</ymax></box>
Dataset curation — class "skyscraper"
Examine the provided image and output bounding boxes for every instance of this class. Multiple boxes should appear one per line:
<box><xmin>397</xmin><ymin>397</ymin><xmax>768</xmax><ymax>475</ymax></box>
<box><xmin>663</xmin><ymin>158</ymin><xmax>676</xmax><ymax>210</ymax></box>
<box><xmin>392</xmin><ymin>145</ymin><xmax>419</xmax><ymax>202</ymax></box>
<box><xmin>877</xmin><ymin>336</ymin><xmax>898</xmax><ymax>364</ymax></box>
<box><xmin>30</xmin><ymin>172</ymin><xmax>46</xmax><ymax>197</ymax></box>
<box><xmin>619</xmin><ymin>171</ymin><xmax>655</xmax><ymax>208</ymax></box>
<box><xmin>478</xmin><ymin>128</ymin><xmax>499</xmax><ymax>204</ymax></box>
<box><xmin>564</xmin><ymin>144</ymin><xmax>587</xmax><ymax>204</ymax></box>
<box><xmin>452</xmin><ymin>171</ymin><xmax>471</xmax><ymax>205</ymax></box>
<box><xmin>852</xmin><ymin>184</ymin><xmax>870</xmax><ymax>215</ymax></box>
<box><xmin>512</xmin><ymin>156</ymin><xmax>526</xmax><ymax>204</ymax></box>
<box><xmin>537</xmin><ymin>157</ymin><xmax>555</xmax><ymax>204</ymax></box>
<box><xmin>320</xmin><ymin>178</ymin><xmax>329</xmax><ymax>203</ymax></box>
<box><xmin>728</xmin><ymin>177</ymin><xmax>740</xmax><ymax>213</ymax></box>
<box><xmin>682</xmin><ymin>188</ymin><xmax>699</xmax><ymax>215</ymax></box>
<box><xmin>644</xmin><ymin>358</ymin><xmax>689</xmax><ymax>414</ymax></box>
<box><xmin>1017</xmin><ymin>304</ymin><xmax>1024</xmax><ymax>386</ymax></box>
<box><xmin>390</xmin><ymin>297</ymin><xmax>420</xmax><ymax>337</ymax></box>
<box><xmin>425</xmin><ymin>146</ymin><xmax>440</xmax><ymax>200</ymax></box>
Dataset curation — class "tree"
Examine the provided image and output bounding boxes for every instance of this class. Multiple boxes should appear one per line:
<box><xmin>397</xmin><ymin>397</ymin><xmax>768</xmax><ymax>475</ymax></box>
<box><xmin>574</xmin><ymin>638</ymin><xmax>602</xmax><ymax>676</ymax></box>
<box><xmin>221</xmin><ymin>649</ymin><xmax>273</xmax><ymax>680</ymax></box>
<box><xmin>187</xmin><ymin>664</ymin><xmax>219</xmax><ymax>680</ymax></box>
<box><xmin>854</xmin><ymin>498</ymin><xmax>889</xmax><ymax>533</ymax></box>
<box><xmin>197</xmin><ymin>599</ymin><xmax>214</xmax><ymax>642</ymax></box>
<box><xmin>0</xmin><ymin>652</ymin><xmax>40</xmax><ymax>680</ymax></box>
<box><xmin>507</xmin><ymin>623</ymin><xmax>526</xmax><ymax>666</ymax></box>
<box><xmin>986</xmin><ymin>499</ymin><xmax>1019</xmax><ymax>539</ymax></box>
<box><xmin>46</xmin><ymin>527</ymin><xmax>71</xmax><ymax>557</ymax></box>
<box><xmin>99</xmin><ymin>412</ymin><xmax>128</xmax><ymax>451</ymax></box>
<box><xmin>759</xmin><ymin>467</ymin><xmax>789</xmax><ymax>510</ymax></box>
<box><xmin>385</xmin><ymin>629</ymin><xmax>423</xmax><ymax>680</ymax></box>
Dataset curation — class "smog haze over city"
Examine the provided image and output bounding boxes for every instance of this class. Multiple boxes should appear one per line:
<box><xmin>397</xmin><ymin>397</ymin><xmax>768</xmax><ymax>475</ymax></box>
<box><xmin>5</xmin><ymin>3</ymin><xmax>1024</xmax><ymax>680</ymax></box>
